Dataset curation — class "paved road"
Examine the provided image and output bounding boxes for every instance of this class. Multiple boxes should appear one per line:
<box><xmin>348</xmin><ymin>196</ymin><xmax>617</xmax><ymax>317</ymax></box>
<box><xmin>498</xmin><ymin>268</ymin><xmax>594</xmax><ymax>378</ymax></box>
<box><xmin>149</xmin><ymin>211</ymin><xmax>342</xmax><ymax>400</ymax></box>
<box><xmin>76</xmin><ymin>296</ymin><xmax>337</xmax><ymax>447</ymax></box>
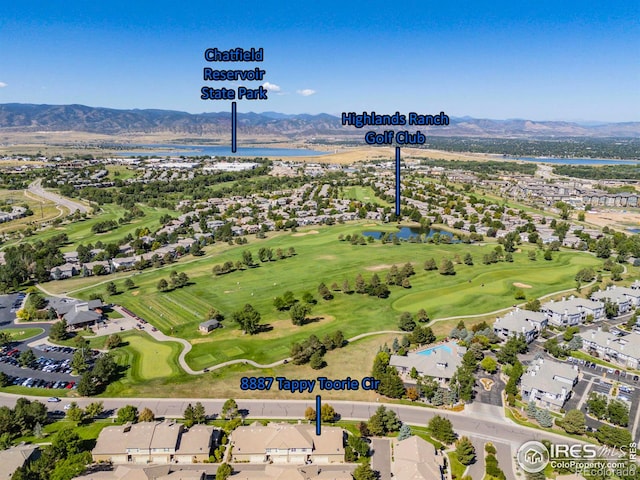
<box><xmin>27</xmin><ymin>179</ymin><xmax>90</xmax><ymax>214</ymax></box>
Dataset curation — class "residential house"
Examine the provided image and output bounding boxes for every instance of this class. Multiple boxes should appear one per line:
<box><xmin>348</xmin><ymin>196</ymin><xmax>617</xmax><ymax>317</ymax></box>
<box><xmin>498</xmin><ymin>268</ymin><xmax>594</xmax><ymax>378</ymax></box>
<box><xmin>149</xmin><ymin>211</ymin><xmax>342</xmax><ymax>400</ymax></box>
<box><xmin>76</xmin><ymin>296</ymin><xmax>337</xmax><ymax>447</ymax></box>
<box><xmin>389</xmin><ymin>341</ymin><xmax>466</xmax><ymax>385</ymax></box>
<box><xmin>231</xmin><ymin>422</ymin><xmax>344</xmax><ymax>464</ymax></box>
<box><xmin>92</xmin><ymin>421</ymin><xmax>214</xmax><ymax>465</ymax></box>
<box><xmin>0</xmin><ymin>444</ymin><xmax>40</xmax><ymax>480</ymax></box>
<box><xmin>591</xmin><ymin>286</ymin><xmax>632</xmax><ymax>316</ymax></box>
<box><xmin>582</xmin><ymin>328</ymin><xmax>640</xmax><ymax>369</ymax></box>
<box><xmin>73</xmin><ymin>466</ymin><xmax>206</xmax><ymax>480</ymax></box>
<box><xmin>232</xmin><ymin>465</ymin><xmax>353</xmax><ymax>480</ymax></box>
<box><xmin>493</xmin><ymin>308</ymin><xmax>548</xmax><ymax>343</ymax></box>
<box><xmin>541</xmin><ymin>297</ymin><xmax>604</xmax><ymax>327</ymax></box>
<box><xmin>50</xmin><ymin>262</ymin><xmax>79</xmax><ymax>280</ymax></box>
<box><xmin>391</xmin><ymin>435</ymin><xmax>445</xmax><ymax>480</ymax></box>
<box><xmin>520</xmin><ymin>358</ymin><xmax>579</xmax><ymax>410</ymax></box>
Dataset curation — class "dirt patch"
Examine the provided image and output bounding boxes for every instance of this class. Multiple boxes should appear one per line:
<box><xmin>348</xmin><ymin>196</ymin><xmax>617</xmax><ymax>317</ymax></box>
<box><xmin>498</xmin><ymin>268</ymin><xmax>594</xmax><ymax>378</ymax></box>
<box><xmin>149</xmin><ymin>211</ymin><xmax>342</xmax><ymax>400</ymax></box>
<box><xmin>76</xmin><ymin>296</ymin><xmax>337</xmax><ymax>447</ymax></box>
<box><xmin>365</xmin><ymin>264</ymin><xmax>393</xmax><ymax>271</ymax></box>
<box><xmin>224</xmin><ymin>290</ymin><xmax>233</xmax><ymax>294</ymax></box>
<box><xmin>131</xmin><ymin>291</ymin><xmax>140</xmax><ymax>296</ymax></box>
<box><xmin>586</xmin><ymin>210</ymin><xmax>640</xmax><ymax>232</ymax></box>
<box><xmin>292</xmin><ymin>230</ymin><xmax>319</xmax><ymax>237</ymax></box>
<box><xmin>480</xmin><ymin>378</ymin><xmax>494</xmax><ymax>391</ymax></box>
<box><xmin>513</xmin><ymin>282</ymin><xmax>532</xmax><ymax>289</ymax></box>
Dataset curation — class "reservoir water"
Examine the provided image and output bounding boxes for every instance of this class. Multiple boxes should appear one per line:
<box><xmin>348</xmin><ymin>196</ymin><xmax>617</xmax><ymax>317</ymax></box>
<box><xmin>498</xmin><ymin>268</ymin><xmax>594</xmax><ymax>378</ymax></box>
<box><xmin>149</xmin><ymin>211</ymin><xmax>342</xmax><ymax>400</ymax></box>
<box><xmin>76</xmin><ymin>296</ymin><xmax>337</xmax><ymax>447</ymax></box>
<box><xmin>117</xmin><ymin>144</ymin><xmax>328</xmax><ymax>157</ymax></box>
<box><xmin>363</xmin><ymin>226</ymin><xmax>456</xmax><ymax>241</ymax></box>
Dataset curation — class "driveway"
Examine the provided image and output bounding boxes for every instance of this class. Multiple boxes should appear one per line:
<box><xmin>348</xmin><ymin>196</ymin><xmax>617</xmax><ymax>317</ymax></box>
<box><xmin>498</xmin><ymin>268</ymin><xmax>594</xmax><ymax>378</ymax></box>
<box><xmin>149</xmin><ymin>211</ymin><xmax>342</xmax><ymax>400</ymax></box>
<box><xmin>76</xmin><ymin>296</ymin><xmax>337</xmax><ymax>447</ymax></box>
<box><xmin>370</xmin><ymin>438</ymin><xmax>391</xmax><ymax>480</ymax></box>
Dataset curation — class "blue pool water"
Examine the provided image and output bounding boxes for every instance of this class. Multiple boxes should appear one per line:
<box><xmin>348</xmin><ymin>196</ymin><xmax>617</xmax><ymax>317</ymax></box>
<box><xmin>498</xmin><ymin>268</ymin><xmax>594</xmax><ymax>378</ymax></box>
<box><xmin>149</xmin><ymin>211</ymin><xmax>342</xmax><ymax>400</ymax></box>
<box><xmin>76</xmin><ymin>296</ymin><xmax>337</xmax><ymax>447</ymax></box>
<box><xmin>417</xmin><ymin>345</ymin><xmax>453</xmax><ymax>356</ymax></box>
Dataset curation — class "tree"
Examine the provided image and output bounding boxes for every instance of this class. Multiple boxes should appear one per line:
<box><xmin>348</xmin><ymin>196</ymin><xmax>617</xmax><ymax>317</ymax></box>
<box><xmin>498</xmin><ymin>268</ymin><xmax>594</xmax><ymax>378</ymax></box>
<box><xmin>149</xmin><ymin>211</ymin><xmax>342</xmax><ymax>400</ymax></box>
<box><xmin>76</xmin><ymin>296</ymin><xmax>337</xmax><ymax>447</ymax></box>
<box><xmin>138</xmin><ymin>407</ymin><xmax>155</xmax><ymax>422</ymax></box>
<box><xmin>352</xmin><ymin>463</ymin><xmax>377</xmax><ymax>480</ymax></box>
<box><xmin>317</xmin><ymin>282</ymin><xmax>333</xmax><ymax>300</ymax></box>
<box><xmin>535</xmin><ymin>408</ymin><xmax>553</xmax><ymax>428</ymax></box>
<box><xmin>216</xmin><ymin>463</ymin><xmax>233</xmax><ymax>480</ymax></box>
<box><xmin>428</xmin><ymin>415</ymin><xmax>456</xmax><ymax>444</ymax></box>
<box><xmin>514</xmin><ymin>289</ymin><xmax>525</xmax><ymax>300</ymax></box>
<box><xmin>19</xmin><ymin>349</ymin><xmax>36</xmax><ymax>368</ymax></box>
<box><xmin>525</xmin><ymin>298</ymin><xmax>541</xmax><ymax>311</ymax></box>
<box><xmin>607</xmin><ymin>399</ymin><xmax>629</xmax><ymax>427</ymax></box>
<box><xmin>309</xmin><ymin>351</ymin><xmax>325</xmax><ymax>369</ymax></box>
<box><xmin>157</xmin><ymin>278</ymin><xmax>168</xmax><ymax>291</ymax></box>
<box><xmin>66</xmin><ymin>402</ymin><xmax>85</xmax><ymax>424</ymax></box>
<box><xmin>424</xmin><ymin>258</ymin><xmax>437</xmax><ymax>271</ymax></box>
<box><xmin>544</xmin><ymin>249</ymin><xmax>553</xmax><ymax>261</ymax></box>
<box><xmin>439</xmin><ymin>258</ymin><xmax>455</xmax><ymax>275</ymax></box>
<box><xmin>105</xmin><ymin>333</ymin><xmax>122</xmax><ymax>349</ymax></box>
<box><xmin>117</xmin><ymin>405</ymin><xmax>138</xmax><ymax>423</ymax></box>
<box><xmin>193</xmin><ymin>402</ymin><xmax>206</xmax><ymax>424</ymax></box>
<box><xmin>85</xmin><ymin>401</ymin><xmax>104</xmax><ymax>419</ymax></box>
<box><xmin>398</xmin><ymin>312</ymin><xmax>416</xmax><ymax>331</ymax></box>
<box><xmin>231</xmin><ymin>304</ymin><xmax>262</xmax><ymax>335</ymax></box>
<box><xmin>561</xmin><ymin>409</ymin><xmax>585</xmax><ymax>435</ymax></box>
<box><xmin>241</xmin><ymin>250</ymin><xmax>254</xmax><ymax>267</ymax></box>
<box><xmin>397</xmin><ymin>423</ymin><xmax>412</xmax><ymax>440</ymax></box>
<box><xmin>222</xmin><ymin>399</ymin><xmax>238</xmax><ymax>420</ymax></box>
<box><xmin>183</xmin><ymin>403</ymin><xmax>195</xmax><ymax>427</ymax></box>
<box><xmin>290</xmin><ymin>302</ymin><xmax>311</xmax><ymax>326</ymax></box>
<box><xmin>124</xmin><ymin>278</ymin><xmax>135</xmax><ymax>290</ymax></box>
<box><xmin>71</xmin><ymin>348</ymin><xmax>89</xmax><ymax>374</ymax></box>
<box><xmin>463</xmin><ymin>253</ymin><xmax>473</xmax><ymax>265</ymax></box>
<box><xmin>320</xmin><ymin>403</ymin><xmax>336</xmax><ymax>422</ymax></box>
<box><xmin>304</xmin><ymin>407</ymin><xmax>316</xmax><ymax>421</ymax></box>
<box><xmin>416</xmin><ymin>308</ymin><xmax>429</xmax><ymax>323</ymax></box>
<box><xmin>455</xmin><ymin>436</ymin><xmax>476</xmax><ymax>465</ymax></box>
<box><xmin>49</xmin><ymin>319</ymin><xmax>68</xmax><ymax>341</ymax></box>
<box><xmin>106</xmin><ymin>281</ymin><xmax>117</xmax><ymax>296</ymax></box>
<box><xmin>480</xmin><ymin>356</ymin><xmax>497</xmax><ymax>373</ymax></box>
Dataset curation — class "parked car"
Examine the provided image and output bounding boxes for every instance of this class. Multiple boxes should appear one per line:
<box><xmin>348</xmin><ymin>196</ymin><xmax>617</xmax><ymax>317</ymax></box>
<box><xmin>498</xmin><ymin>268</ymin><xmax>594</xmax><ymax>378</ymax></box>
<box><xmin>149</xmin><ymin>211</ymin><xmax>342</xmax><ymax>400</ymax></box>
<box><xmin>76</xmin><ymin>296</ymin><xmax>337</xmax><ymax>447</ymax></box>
<box><xmin>47</xmin><ymin>397</ymin><xmax>61</xmax><ymax>402</ymax></box>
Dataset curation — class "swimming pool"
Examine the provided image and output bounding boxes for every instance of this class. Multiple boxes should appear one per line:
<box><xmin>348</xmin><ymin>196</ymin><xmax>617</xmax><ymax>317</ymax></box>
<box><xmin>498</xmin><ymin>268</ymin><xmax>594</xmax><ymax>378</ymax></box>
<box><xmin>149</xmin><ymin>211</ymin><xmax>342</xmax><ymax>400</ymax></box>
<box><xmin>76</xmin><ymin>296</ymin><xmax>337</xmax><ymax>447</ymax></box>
<box><xmin>417</xmin><ymin>344</ymin><xmax>453</xmax><ymax>356</ymax></box>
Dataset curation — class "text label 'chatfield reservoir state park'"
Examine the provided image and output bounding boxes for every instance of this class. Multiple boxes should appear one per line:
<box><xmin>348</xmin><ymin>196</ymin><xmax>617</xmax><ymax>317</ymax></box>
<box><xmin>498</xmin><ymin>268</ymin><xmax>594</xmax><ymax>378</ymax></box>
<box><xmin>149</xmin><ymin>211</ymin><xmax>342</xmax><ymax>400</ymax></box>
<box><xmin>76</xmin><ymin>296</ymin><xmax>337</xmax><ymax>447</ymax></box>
<box><xmin>201</xmin><ymin>47</ymin><xmax>268</xmax><ymax>100</ymax></box>
<box><xmin>341</xmin><ymin>111</ymin><xmax>450</xmax><ymax>145</ymax></box>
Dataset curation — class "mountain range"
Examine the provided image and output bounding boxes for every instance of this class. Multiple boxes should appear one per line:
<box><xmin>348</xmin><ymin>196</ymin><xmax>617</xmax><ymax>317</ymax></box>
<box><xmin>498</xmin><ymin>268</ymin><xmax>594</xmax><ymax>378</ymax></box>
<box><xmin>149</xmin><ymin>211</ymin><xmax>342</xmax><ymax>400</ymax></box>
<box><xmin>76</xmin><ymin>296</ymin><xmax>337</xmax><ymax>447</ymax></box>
<box><xmin>0</xmin><ymin>103</ymin><xmax>638</xmax><ymax>138</ymax></box>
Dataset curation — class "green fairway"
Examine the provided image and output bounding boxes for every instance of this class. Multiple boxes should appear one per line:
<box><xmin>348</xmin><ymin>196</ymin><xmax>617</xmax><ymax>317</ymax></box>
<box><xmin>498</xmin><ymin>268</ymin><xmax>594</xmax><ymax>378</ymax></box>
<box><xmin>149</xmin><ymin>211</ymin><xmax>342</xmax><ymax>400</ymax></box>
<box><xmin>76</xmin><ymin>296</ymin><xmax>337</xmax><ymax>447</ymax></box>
<box><xmin>0</xmin><ymin>328</ymin><xmax>44</xmax><ymax>341</ymax></box>
<box><xmin>111</xmin><ymin>331</ymin><xmax>182</xmax><ymax>382</ymax></box>
<box><xmin>341</xmin><ymin>186</ymin><xmax>391</xmax><ymax>206</ymax></box>
<box><xmin>73</xmin><ymin>222</ymin><xmax>602</xmax><ymax>372</ymax></box>
<box><xmin>10</xmin><ymin>204</ymin><xmax>176</xmax><ymax>252</ymax></box>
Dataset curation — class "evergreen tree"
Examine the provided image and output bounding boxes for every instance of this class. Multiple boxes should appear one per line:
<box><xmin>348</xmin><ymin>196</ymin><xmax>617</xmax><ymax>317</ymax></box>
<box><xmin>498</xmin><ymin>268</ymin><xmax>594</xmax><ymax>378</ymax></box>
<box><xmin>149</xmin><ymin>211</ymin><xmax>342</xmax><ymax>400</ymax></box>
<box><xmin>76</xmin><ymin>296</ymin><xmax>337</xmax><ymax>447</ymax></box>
<box><xmin>397</xmin><ymin>423</ymin><xmax>412</xmax><ymax>440</ymax></box>
<box><xmin>455</xmin><ymin>436</ymin><xmax>476</xmax><ymax>465</ymax></box>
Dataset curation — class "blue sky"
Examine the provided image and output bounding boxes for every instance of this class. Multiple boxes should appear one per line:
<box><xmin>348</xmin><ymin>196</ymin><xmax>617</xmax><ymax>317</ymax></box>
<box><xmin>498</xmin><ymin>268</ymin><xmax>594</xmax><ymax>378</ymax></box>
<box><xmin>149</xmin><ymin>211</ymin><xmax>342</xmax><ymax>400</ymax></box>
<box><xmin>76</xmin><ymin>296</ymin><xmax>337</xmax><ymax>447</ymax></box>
<box><xmin>0</xmin><ymin>1</ymin><xmax>638</xmax><ymax>121</ymax></box>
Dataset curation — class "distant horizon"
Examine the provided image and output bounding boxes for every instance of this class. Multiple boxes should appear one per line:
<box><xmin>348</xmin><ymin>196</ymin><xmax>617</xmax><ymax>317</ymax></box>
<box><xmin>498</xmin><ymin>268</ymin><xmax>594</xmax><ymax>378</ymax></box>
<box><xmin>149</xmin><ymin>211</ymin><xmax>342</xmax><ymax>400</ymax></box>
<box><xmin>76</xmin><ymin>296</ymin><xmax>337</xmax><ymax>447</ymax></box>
<box><xmin>1</xmin><ymin>102</ymin><xmax>637</xmax><ymax>125</ymax></box>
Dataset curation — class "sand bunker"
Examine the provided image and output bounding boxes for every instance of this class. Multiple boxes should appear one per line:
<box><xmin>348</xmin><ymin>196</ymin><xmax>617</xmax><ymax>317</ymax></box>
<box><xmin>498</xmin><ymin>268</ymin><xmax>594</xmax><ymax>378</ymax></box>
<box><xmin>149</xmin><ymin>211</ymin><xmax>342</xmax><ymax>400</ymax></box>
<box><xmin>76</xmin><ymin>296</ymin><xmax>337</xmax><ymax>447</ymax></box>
<box><xmin>513</xmin><ymin>282</ymin><xmax>532</xmax><ymax>289</ymax></box>
<box><xmin>365</xmin><ymin>264</ymin><xmax>393</xmax><ymax>271</ymax></box>
<box><xmin>292</xmin><ymin>230</ymin><xmax>319</xmax><ymax>237</ymax></box>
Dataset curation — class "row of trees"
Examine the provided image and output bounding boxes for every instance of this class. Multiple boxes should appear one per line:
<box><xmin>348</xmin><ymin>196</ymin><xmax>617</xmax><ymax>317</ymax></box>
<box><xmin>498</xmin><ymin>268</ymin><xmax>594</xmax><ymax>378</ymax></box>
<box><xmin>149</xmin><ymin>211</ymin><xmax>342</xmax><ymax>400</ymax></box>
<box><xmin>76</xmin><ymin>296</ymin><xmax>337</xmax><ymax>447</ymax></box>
<box><xmin>289</xmin><ymin>331</ymin><xmax>346</xmax><ymax>368</ymax></box>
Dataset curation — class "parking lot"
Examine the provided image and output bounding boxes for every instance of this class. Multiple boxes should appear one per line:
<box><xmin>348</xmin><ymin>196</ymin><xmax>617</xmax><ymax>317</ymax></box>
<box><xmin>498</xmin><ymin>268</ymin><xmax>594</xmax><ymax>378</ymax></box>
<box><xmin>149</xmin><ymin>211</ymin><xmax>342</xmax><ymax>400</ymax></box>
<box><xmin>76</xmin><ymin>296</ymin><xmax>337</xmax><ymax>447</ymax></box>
<box><xmin>0</xmin><ymin>293</ymin><xmax>23</xmax><ymax>326</ymax></box>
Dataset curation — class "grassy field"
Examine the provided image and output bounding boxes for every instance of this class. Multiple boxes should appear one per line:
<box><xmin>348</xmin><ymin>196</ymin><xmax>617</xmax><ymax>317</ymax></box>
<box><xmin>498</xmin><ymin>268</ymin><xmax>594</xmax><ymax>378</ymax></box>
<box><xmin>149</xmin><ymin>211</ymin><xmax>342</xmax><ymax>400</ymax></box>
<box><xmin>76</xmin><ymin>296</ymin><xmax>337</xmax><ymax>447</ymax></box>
<box><xmin>11</xmin><ymin>203</ymin><xmax>176</xmax><ymax>252</ymax></box>
<box><xmin>340</xmin><ymin>186</ymin><xmax>391</xmax><ymax>207</ymax></box>
<box><xmin>0</xmin><ymin>327</ymin><xmax>44</xmax><ymax>341</ymax></box>
<box><xmin>60</xmin><ymin>222</ymin><xmax>603</xmax><ymax>373</ymax></box>
<box><xmin>0</xmin><ymin>188</ymin><xmax>66</xmax><ymax>234</ymax></box>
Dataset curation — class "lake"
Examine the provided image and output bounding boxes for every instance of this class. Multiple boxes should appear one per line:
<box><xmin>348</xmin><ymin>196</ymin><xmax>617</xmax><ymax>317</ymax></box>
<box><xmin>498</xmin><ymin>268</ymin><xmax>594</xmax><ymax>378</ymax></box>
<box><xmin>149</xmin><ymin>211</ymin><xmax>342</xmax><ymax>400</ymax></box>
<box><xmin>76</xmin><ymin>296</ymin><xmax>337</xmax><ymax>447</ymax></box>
<box><xmin>503</xmin><ymin>156</ymin><xmax>640</xmax><ymax>165</ymax></box>
<box><xmin>363</xmin><ymin>226</ymin><xmax>456</xmax><ymax>241</ymax></box>
<box><xmin>116</xmin><ymin>144</ymin><xmax>328</xmax><ymax>157</ymax></box>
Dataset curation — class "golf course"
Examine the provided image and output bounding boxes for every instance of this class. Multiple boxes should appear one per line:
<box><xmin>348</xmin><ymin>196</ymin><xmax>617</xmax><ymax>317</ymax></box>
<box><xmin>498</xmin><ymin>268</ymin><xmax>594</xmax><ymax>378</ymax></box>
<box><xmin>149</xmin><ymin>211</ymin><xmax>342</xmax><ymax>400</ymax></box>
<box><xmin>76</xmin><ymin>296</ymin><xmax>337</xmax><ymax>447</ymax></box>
<box><xmin>59</xmin><ymin>222</ymin><xmax>603</xmax><ymax>375</ymax></box>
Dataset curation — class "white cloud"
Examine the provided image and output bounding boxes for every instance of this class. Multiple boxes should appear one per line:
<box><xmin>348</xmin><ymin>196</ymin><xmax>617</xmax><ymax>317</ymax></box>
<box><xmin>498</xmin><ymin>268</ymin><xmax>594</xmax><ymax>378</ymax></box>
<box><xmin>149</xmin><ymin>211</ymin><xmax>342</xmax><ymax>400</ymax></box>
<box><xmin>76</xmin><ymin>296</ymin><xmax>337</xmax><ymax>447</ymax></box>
<box><xmin>262</xmin><ymin>82</ymin><xmax>281</xmax><ymax>92</ymax></box>
<box><xmin>0</xmin><ymin>82</ymin><xmax>7</xmax><ymax>88</ymax></box>
<box><xmin>296</xmin><ymin>89</ymin><xmax>316</xmax><ymax>97</ymax></box>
